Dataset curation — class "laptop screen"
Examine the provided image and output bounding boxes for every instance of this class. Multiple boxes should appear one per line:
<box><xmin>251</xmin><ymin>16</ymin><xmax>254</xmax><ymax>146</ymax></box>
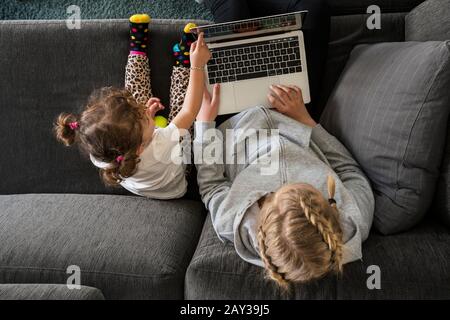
<box><xmin>192</xmin><ymin>11</ymin><xmax>307</xmax><ymax>43</ymax></box>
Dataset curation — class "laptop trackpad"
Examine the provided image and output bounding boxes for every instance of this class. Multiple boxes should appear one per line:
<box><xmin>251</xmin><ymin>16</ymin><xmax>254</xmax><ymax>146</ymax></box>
<box><xmin>235</xmin><ymin>78</ymin><xmax>276</xmax><ymax>109</ymax></box>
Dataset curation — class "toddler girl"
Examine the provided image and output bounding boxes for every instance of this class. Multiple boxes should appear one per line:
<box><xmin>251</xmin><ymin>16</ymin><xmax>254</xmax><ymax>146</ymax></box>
<box><xmin>54</xmin><ymin>14</ymin><xmax>218</xmax><ymax>199</ymax></box>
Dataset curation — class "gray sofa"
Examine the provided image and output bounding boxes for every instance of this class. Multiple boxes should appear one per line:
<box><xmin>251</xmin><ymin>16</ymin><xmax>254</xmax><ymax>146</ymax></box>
<box><xmin>1</xmin><ymin>0</ymin><xmax>449</xmax><ymax>299</ymax></box>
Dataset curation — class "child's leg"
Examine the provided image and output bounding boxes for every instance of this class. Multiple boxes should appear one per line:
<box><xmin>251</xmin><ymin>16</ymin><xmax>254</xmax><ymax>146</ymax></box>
<box><xmin>124</xmin><ymin>14</ymin><xmax>152</xmax><ymax>105</ymax></box>
<box><xmin>168</xmin><ymin>23</ymin><xmax>197</xmax><ymax>124</ymax></box>
<box><xmin>169</xmin><ymin>24</ymin><xmax>198</xmax><ymax>172</ymax></box>
<box><xmin>125</xmin><ymin>54</ymin><xmax>152</xmax><ymax>105</ymax></box>
<box><xmin>168</xmin><ymin>67</ymin><xmax>190</xmax><ymax>123</ymax></box>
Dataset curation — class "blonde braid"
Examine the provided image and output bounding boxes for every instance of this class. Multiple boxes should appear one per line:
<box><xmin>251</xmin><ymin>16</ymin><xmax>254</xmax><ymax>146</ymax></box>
<box><xmin>298</xmin><ymin>176</ymin><xmax>343</xmax><ymax>272</ymax></box>
<box><xmin>300</xmin><ymin>200</ymin><xmax>343</xmax><ymax>271</ymax></box>
<box><xmin>257</xmin><ymin>225</ymin><xmax>290</xmax><ymax>289</ymax></box>
<box><xmin>257</xmin><ymin>179</ymin><xmax>345</xmax><ymax>287</ymax></box>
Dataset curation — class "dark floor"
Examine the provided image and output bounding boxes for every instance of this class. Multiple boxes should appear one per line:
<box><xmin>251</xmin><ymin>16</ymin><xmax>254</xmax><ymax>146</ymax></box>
<box><xmin>0</xmin><ymin>0</ymin><xmax>213</xmax><ymax>20</ymax></box>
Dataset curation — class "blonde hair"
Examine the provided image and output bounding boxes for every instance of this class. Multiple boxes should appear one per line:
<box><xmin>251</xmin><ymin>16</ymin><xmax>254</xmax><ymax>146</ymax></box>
<box><xmin>257</xmin><ymin>176</ymin><xmax>344</xmax><ymax>289</ymax></box>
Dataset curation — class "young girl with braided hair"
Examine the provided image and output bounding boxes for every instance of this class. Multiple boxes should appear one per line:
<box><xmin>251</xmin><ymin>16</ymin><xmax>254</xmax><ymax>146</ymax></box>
<box><xmin>194</xmin><ymin>83</ymin><xmax>374</xmax><ymax>287</ymax></box>
<box><xmin>54</xmin><ymin>14</ymin><xmax>219</xmax><ymax>199</ymax></box>
<box><xmin>257</xmin><ymin>176</ymin><xmax>344</xmax><ymax>287</ymax></box>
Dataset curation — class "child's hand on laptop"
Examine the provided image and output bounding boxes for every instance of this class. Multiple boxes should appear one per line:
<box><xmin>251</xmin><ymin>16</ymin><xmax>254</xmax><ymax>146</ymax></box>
<box><xmin>190</xmin><ymin>32</ymin><xmax>211</xmax><ymax>68</ymax></box>
<box><xmin>197</xmin><ymin>83</ymin><xmax>220</xmax><ymax>122</ymax></box>
<box><xmin>268</xmin><ymin>84</ymin><xmax>316</xmax><ymax>127</ymax></box>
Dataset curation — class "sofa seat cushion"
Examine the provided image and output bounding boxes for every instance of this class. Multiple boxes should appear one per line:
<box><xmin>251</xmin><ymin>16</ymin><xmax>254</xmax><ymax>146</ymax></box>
<box><xmin>185</xmin><ymin>214</ymin><xmax>450</xmax><ymax>299</ymax></box>
<box><xmin>0</xmin><ymin>194</ymin><xmax>205</xmax><ymax>299</ymax></box>
<box><xmin>0</xmin><ymin>284</ymin><xmax>104</xmax><ymax>300</ymax></box>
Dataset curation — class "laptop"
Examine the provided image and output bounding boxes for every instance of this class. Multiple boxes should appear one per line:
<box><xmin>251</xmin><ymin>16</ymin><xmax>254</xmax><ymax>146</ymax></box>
<box><xmin>192</xmin><ymin>11</ymin><xmax>310</xmax><ymax>115</ymax></box>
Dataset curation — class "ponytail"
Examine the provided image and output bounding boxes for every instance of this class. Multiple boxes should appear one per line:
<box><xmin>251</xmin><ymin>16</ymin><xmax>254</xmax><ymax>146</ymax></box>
<box><xmin>54</xmin><ymin>113</ymin><xmax>79</xmax><ymax>146</ymax></box>
<box><xmin>54</xmin><ymin>87</ymin><xmax>145</xmax><ymax>188</ymax></box>
<box><xmin>99</xmin><ymin>151</ymin><xmax>141</xmax><ymax>187</ymax></box>
<box><xmin>327</xmin><ymin>174</ymin><xmax>337</xmax><ymax>208</ymax></box>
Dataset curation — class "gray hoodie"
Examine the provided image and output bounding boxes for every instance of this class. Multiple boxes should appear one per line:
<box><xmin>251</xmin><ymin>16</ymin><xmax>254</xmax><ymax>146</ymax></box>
<box><xmin>194</xmin><ymin>106</ymin><xmax>374</xmax><ymax>267</ymax></box>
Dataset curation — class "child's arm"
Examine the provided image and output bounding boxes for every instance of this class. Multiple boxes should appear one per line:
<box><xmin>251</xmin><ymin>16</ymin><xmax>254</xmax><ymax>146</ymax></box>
<box><xmin>172</xmin><ymin>33</ymin><xmax>211</xmax><ymax>130</ymax></box>
<box><xmin>194</xmin><ymin>86</ymin><xmax>234</xmax><ymax>242</ymax></box>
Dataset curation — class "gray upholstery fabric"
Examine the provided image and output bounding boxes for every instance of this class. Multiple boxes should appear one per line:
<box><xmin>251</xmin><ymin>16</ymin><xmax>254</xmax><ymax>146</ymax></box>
<box><xmin>337</xmin><ymin>217</ymin><xmax>450</xmax><ymax>299</ymax></box>
<box><xmin>0</xmin><ymin>19</ymin><xmax>209</xmax><ymax>196</ymax></box>
<box><xmin>0</xmin><ymin>194</ymin><xmax>205</xmax><ymax>299</ymax></box>
<box><xmin>320</xmin><ymin>41</ymin><xmax>450</xmax><ymax>235</ymax></box>
<box><xmin>318</xmin><ymin>13</ymin><xmax>406</xmax><ymax>112</ymax></box>
<box><xmin>405</xmin><ymin>0</ymin><xmax>450</xmax><ymax>41</ymax></box>
<box><xmin>0</xmin><ymin>284</ymin><xmax>105</xmax><ymax>300</ymax></box>
<box><xmin>185</xmin><ymin>214</ymin><xmax>450</xmax><ymax>299</ymax></box>
<box><xmin>405</xmin><ymin>0</ymin><xmax>450</xmax><ymax>228</ymax></box>
<box><xmin>186</xmin><ymin>215</ymin><xmax>336</xmax><ymax>300</ymax></box>
<box><xmin>326</xmin><ymin>0</ymin><xmax>425</xmax><ymax>15</ymax></box>
<box><xmin>436</xmin><ymin>126</ymin><xmax>450</xmax><ymax>227</ymax></box>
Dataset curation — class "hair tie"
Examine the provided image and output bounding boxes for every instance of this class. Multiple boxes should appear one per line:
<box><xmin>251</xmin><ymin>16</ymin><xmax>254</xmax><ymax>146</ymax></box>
<box><xmin>68</xmin><ymin>121</ymin><xmax>79</xmax><ymax>130</ymax></box>
<box><xmin>116</xmin><ymin>155</ymin><xmax>124</xmax><ymax>164</ymax></box>
<box><xmin>327</xmin><ymin>175</ymin><xmax>337</xmax><ymax>207</ymax></box>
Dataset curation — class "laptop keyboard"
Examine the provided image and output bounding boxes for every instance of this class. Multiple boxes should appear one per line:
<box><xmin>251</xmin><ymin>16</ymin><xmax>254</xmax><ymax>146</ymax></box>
<box><xmin>207</xmin><ymin>36</ymin><xmax>302</xmax><ymax>85</ymax></box>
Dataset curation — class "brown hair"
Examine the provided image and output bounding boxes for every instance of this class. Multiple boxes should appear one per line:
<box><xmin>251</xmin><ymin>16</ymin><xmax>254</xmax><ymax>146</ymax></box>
<box><xmin>257</xmin><ymin>176</ymin><xmax>344</xmax><ymax>289</ymax></box>
<box><xmin>53</xmin><ymin>87</ymin><xmax>144</xmax><ymax>186</ymax></box>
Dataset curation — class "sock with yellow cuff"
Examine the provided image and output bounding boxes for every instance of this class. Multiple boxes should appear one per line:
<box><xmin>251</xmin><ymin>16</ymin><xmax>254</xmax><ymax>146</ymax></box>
<box><xmin>172</xmin><ymin>23</ymin><xmax>197</xmax><ymax>67</ymax></box>
<box><xmin>129</xmin><ymin>14</ymin><xmax>151</xmax><ymax>55</ymax></box>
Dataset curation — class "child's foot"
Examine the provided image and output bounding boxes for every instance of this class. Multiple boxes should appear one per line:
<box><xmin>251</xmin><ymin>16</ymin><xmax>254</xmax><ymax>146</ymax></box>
<box><xmin>129</xmin><ymin>14</ymin><xmax>151</xmax><ymax>55</ymax></box>
<box><xmin>172</xmin><ymin>23</ymin><xmax>197</xmax><ymax>67</ymax></box>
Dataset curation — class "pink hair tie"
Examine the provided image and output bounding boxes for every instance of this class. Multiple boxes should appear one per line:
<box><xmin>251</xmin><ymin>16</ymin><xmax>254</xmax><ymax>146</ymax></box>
<box><xmin>116</xmin><ymin>155</ymin><xmax>125</xmax><ymax>164</ymax></box>
<box><xmin>68</xmin><ymin>121</ymin><xmax>79</xmax><ymax>130</ymax></box>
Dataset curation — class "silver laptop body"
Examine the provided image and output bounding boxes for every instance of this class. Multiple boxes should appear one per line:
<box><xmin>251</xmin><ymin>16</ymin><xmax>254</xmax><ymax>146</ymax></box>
<box><xmin>193</xmin><ymin>11</ymin><xmax>310</xmax><ymax>115</ymax></box>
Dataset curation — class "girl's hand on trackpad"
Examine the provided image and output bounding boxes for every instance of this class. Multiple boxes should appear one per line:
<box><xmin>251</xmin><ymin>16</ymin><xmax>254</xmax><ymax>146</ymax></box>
<box><xmin>267</xmin><ymin>85</ymin><xmax>316</xmax><ymax>127</ymax></box>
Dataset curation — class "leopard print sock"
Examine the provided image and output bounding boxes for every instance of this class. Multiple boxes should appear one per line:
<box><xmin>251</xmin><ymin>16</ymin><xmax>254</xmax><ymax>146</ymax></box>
<box><xmin>125</xmin><ymin>54</ymin><xmax>152</xmax><ymax>105</ymax></box>
<box><xmin>168</xmin><ymin>66</ymin><xmax>190</xmax><ymax>123</ymax></box>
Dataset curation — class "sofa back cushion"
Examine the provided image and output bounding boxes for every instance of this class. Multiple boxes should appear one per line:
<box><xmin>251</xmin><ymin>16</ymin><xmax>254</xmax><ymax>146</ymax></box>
<box><xmin>435</xmin><ymin>126</ymin><xmax>450</xmax><ymax>226</ymax></box>
<box><xmin>405</xmin><ymin>0</ymin><xmax>450</xmax><ymax>41</ymax></box>
<box><xmin>327</xmin><ymin>0</ymin><xmax>425</xmax><ymax>15</ymax></box>
<box><xmin>405</xmin><ymin>0</ymin><xmax>450</xmax><ymax>227</ymax></box>
<box><xmin>319</xmin><ymin>12</ymin><xmax>406</xmax><ymax>114</ymax></box>
<box><xmin>320</xmin><ymin>41</ymin><xmax>450</xmax><ymax>234</ymax></box>
<box><xmin>0</xmin><ymin>19</ymin><xmax>208</xmax><ymax>195</ymax></box>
